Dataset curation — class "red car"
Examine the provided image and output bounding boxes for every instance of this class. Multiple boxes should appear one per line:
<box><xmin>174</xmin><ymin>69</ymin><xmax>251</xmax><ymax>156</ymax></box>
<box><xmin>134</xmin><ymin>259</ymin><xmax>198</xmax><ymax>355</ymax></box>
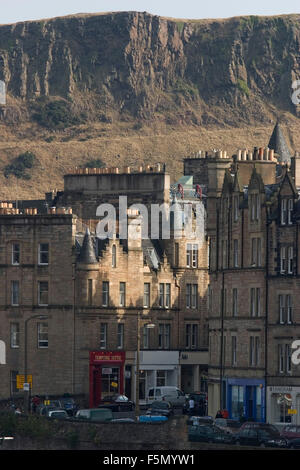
<box><xmin>280</xmin><ymin>425</ymin><xmax>300</xmax><ymax>440</ymax></box>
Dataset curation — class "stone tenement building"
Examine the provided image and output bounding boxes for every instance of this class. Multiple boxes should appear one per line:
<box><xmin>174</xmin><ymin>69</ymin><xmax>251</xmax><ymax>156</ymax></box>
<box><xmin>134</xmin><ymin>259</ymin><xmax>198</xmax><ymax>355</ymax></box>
<box><xmin>0</xmin><ymin>165</ymin><xmax>209</xmax><ymax>406</ymax></box>
<box><xmin>185</xmin><ymin>122</ymin><xmax>300</xmax><ymax>427</ymax></box>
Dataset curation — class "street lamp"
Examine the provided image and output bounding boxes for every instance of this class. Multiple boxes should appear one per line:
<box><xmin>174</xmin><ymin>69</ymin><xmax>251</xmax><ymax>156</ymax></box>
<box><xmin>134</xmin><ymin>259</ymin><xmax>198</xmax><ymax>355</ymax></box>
<box><xmin>135</xmin><ymin>312</ymin><xmax>155</xmax><ymax>419</ymax></box>
<box><xmin>24</xmin><ymin>314</ymin><xmax>49</xmax><ymax>413</ymax></box>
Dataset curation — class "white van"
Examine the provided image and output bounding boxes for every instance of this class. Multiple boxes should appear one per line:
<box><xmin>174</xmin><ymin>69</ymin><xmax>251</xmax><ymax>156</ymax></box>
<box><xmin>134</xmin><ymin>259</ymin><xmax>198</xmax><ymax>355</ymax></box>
<box><xmin>146</xmin><ymin>386</ymin><xmax>186</xmax><ymax>407</ymax></box>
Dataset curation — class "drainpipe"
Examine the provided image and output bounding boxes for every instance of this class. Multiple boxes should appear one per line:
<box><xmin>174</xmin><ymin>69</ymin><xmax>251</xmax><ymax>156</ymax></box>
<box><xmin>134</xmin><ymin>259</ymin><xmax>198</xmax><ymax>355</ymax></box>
<box><xmin>219</xmin><ymin>271</ymin><xmax>225</xmax><ymax>410</ymax></box>
<box><xmin>265</xmin><ymin>207</ymin><xmax>270</xmax><ymax>422</ymax></box>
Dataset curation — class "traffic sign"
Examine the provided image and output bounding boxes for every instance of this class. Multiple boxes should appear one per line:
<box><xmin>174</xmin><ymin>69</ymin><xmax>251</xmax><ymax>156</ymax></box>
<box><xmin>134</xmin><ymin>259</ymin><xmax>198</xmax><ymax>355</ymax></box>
<box><xmin>16</xmin><ymin>375</ymin><xmax>32</xmax><ymax>389</ymax></box>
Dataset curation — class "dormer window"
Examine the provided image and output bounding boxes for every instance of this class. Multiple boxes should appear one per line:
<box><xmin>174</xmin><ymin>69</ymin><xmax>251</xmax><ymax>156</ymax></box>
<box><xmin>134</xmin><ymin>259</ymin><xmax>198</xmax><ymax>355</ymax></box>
<box><xmin>250</xmin><ymin>194</ymin><xmax>260</xmax><ymax>221</ymax></box>
<box><xmin>288</xmin><ymin>199</ymin><xmax>294</xmax><ymax>225</ymax></box>
<box><xmin>233</xmin><ymin>195</ymin><xmax>239</xmax><ymax>222</ymax></box>
<box><xmin>281</xmin><ymin>198</ymin><xmax>293</xmax><ymax>225</ymax></box>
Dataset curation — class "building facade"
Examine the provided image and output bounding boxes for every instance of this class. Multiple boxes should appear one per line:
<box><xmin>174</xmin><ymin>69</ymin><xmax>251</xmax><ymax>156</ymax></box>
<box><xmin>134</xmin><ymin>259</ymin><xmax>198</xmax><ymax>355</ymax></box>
<box><xmin>0</xmin><ymin>165</ymin><xmax>209</xmax><ymax>406</ymax></box>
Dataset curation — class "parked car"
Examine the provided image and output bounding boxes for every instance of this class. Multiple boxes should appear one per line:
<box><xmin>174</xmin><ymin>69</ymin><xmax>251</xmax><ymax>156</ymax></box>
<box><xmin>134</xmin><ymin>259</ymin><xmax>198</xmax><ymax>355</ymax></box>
<box><xmin>280</xmin><ymin>424</ymin><xmax>300</xmax><ymax>440</ymax></box>
<box><xmin>57</xmin><ymin>397</ymin><xmax>78</xmax><ymax>416</ymax></box>
<box><xmin>188</xmin><ymin>424</ymin><xmax>236</xmax><ymax>444</ymax></box>
<box><xmin>214</xmin><ymin>418</ymin><xmax>241</xmax><ymax>434</ymax></box>
<box><xmin>36</xmin><ymin>404</ymin><xmax>63</xmax><ymax>416</ymax></box>
<box><xmin>183</xmin><ymin>392</ymin><xmax>207</xmax><ymax>415</ymax></box>
<box><xmin>239</xmin><ymin>421</ymin><xmax>279</xmax><ymax>433</ymax></box>
<box><xmin>146</xmin><ymin>387</ymin><xmax>186</xmax><ymax>408</ymax></box>
<box><xmin>139</xmin><ymin>415</ymin><xmax>168</xmax><ymax>423</ymax></box>
<box><xmin>75</xmin><ymin>408</ymin><xmax>114</xmax><ymax>423</ymax></box>
<box><xmin>187</xmin><ymin>415</ymin><xmax>214</xmax><ymax>426</ymax></box>
<box><xmin>97</xmin><ymin>394</ymin><xmax>135</xmax><ymax>412</ymax></box>
<box><xmin>234</xmin><ymin>425</ymin><xmax>287</xmax><ymax>448</ymax></box>
<box><xmin>146</xmin><ymin>400</ymin><xmax>174</xmax><ymax>418</ymax></box>
<box><xmin>284</xmin><ymin>437</ymin><xmax>300</xmax><ymax>449</ymax></box>
<box><xmin>47</xmin><ymin>409</ymin><xmax>69</xmax><ymax>420</ymax></box>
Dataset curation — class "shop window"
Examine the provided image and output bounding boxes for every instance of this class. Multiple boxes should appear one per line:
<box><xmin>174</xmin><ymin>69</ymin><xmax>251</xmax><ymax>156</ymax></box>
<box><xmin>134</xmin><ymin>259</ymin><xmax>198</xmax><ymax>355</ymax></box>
<box><xmin>156</xmin><ymin>370</ymin><xmax>167</xmax><ymax>387</ymax></box>
<box><xmin>231</xmin><ymin>385</ymin><xmax>244</xmax><ymax>419</ymax></box>
<box><xmin>272</xmin><ymin>393</ymin><xmax>292</xmax><ymax>423</ymax></box>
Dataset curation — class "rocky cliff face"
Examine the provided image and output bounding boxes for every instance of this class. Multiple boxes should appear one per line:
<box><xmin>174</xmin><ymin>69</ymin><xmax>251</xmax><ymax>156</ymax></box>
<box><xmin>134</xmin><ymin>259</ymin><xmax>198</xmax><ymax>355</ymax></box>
<box><xmin>0</xmin><ymin>11</ymin><xmax>299</xmax><ymax>127</ymax></box>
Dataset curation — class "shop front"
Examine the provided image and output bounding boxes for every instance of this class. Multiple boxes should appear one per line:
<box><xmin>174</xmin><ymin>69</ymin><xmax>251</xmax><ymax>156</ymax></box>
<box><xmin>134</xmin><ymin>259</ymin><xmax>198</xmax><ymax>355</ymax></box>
<box><xmin>226</xmin><ymin>378</ymin><xmax>265</xmax><ymax>422</ymax></box>
<box><xmin>89</xmin><ymin>351</ymin><xmax>125</xmax><ymax>407</ymax></box>
<box><xmin>136</xmin><ymin>351</ymin><xmax>179</xmax><ymax>404</ymax></box>
<box><xmin>267</xmin><ymin>386</ymin><xmax>300</xmax><ymax>428</ymax></box>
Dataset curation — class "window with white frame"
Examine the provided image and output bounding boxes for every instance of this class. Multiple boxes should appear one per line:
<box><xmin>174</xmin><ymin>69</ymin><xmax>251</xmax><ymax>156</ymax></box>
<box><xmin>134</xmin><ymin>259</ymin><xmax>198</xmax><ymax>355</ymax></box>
<box><xmin>250</xmin><ymin>287</ymin><xmax>261</xmax><ymax>317</ymax></box>
<box><xmin>119</xmin><ymin>282</ymin><xmax>126</xmax><ymax>307</ymax></box>
<box><xmin>143</xmin><ymin>283</ymin><xmax>150</xmax><ymax>308</ymax></box>
<box><xmin>232</xmin><ymin>288</ymin><xmax>238</xmax><ymax>317</ymax></box>
<box><xmin>38</xmin><ymin>281</ymin><xmax>48</xmax><ymax>306</ymax></box>
<box><xmin>233</xmin><ymin>239</ymin><xmax>239</xmax><ymax>267</ymax></box>
<box><xmin>278</xmin><ymin>343</ymin><xmax>292</xmax><ymax>374</ymax></box>
<box><xmin>117</xmin><ymin>323</ymin><xmax>124</xmax><ymax>349</ymax></box>
<box><xmin>250</xmin><ymin>336</ymin><xmax>260</xmax><ymax>366</ymax></box>
<box><xmin>279</xmin><ymin>294</ymin><xmax>292</xmax><ymax>324</ymax></box>
<box><xmin>251</xmin><ymin>238</ymin><xmax>262</xmax><ymax>266</ymax></box>
<box><xmin>158</xmin><ymin>324</ymin><xmax>170</xmax><ymax>349</ymax></box>
<box><xmin>100</xmin><ymin>323</ymin><xmax>107</xmax><ymax>349</ymax></box>
<box><xmin>186</xmin><ymin>284</ymin><xmax>198</xmax><ymax>309</ymax></box>
<box><xmin>102</xmin><ymin>281</ymin><xmax>109</xmax><ymax>307</ymax></box>
<box><xmin>280</xmin><ymin>246</ymin><xmax>294</xmax><ymax>274</ymax></box>
<box><xmin>233</xmin><ymin>195</ymin><xmax>239</xmax><ymax>222</ymax></box>
<box><xmin>232</xmin><ymin>336</ymin><xmax>237</xmax><ymax>366</ymax></box>
<box><xmin>143</xmin><ymin>326</ymin><xmax>150</xmax><ymax>349</ymax></box>
<box><xmin>38</xmin><ymin>243</ymin><xmax>49</xmax><ymax>265</ymax></box>
<box><xmin>186</xmin><ymin>243</ymin><xmax>198</xmax><ymax>268</ymax></box>
<box><xmin>185</xmin><ymin>324</ymin><xmax>198</xmax><ymax>349</ymax></box>
<box><xmin>288</xmin><ymin>199</ymin><xmax>294</xmax><ymax>225</ymax></box>
<box><xmin>11</xmin><ymin>280</ymin><xmax>19</xmax><ymax>306</ymax></box>
<box><xmin>37</xmin><ymin>322</ymin><xmax>48</xmax><ymax>348</ymax></box>
<box><xmin>10</xmin><ymin>323</ymin><xmax>20</xmax><ymax>348</ymax></box>
<box><xmin>250</xmin><ymin>193</ymin><xmax>260</xmax><ymax>221</ymax></box>
<box><xmin>12</xmin><ymin>243</ymin><xmax>20</xmax><ymax>265</ymax></box>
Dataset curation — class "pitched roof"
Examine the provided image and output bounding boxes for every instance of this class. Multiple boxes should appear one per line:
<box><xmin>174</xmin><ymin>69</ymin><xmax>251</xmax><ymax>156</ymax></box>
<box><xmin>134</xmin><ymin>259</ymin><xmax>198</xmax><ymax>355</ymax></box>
<box><xmin>268</xmin><ymin>122</ymin><xmax>292</xmax><ymax>163</ymax></box>
<box><xmin>77</xmin><ymin>228</ymin><xmax>98</xmax><ymax>264</ymax></box>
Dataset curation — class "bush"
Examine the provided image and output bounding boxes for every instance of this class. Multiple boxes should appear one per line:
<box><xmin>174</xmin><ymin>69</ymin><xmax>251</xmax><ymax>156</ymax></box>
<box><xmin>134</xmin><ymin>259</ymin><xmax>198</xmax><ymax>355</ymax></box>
<box><xmin>236</xmin><ymin>79</ymin><xmax>250</xmax><ymax>97</ymax></box>
<box><xmin>82</xmin><ymin>158</ymin><xmax>105</xmax><ymax>169</ymax></box>
<box><xmin>33</xmin><ymin>100</ymin><xmax>81</xmax><ymax>130</ymax></box>
<box><xmin>4</xmin><ymin>151</ymin><xmax>37</xmax><ymax>179</ymax></box>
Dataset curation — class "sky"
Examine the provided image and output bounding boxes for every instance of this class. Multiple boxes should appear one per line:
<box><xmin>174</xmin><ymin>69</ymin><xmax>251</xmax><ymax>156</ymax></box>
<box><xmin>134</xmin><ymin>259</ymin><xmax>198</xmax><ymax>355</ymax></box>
<box><xmin>0</xmin><ymin>0</ymin><xmax>299</xmax><ymax>24</ymax></box>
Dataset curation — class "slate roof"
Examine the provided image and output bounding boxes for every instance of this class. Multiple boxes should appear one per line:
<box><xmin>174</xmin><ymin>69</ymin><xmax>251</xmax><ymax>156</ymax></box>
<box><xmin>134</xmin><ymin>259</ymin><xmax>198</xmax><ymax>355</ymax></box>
<box><xmin>77</xmin><ymin>228</ymin><xmax>98</xmax><ymax>264</ymax></box>
<box><xmin>268</xmin><ymin>122</ymin><xmax>292</xmax><ymax>163</ymax></box>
